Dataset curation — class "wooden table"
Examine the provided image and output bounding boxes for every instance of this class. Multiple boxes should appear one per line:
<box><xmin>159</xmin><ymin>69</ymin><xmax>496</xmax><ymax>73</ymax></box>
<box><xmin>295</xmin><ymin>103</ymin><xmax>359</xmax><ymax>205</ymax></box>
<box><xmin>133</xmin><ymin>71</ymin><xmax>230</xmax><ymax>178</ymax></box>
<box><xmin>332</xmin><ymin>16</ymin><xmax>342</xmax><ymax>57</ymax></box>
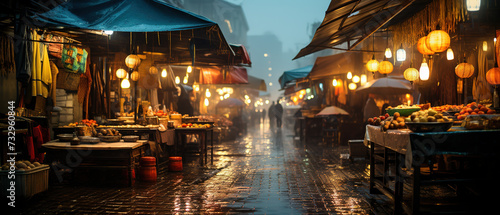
<box><xmin>365</xmin><ymin>125</ymin><xmax>500</xmax><ymax>214</ymax></box>
<box><xmin>174</xmin><ymin>127</ymin><xmax>214</xmax><ymax>166</ymax></box>
<box><xmin>42</xmin><ymin>140</ymin><xmax>146</xmax><ymax>186</ymax></box>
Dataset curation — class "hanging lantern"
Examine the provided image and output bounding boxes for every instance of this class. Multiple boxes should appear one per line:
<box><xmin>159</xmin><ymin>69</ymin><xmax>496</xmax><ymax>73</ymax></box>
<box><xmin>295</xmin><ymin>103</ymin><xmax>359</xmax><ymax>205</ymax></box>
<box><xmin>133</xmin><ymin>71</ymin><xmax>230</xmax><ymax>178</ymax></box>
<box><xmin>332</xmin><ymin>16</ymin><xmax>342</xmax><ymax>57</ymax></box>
<box><xmin>332</xmin><ymin>79</ymin><xmax>338</xmax><ymax>87</ymax></box>
<box><xmin>404</xmin><ymin>67</ymin><xmax>419</xmax><ymax>83</ymax></box>
<box><xmin>419</xmin><ymin>58</ymin><xmax>430</xmax><ymax>81</ymax></box>
<box><xmin>417</xmin><ymin>36</ymin><xmax>434</xmax><ymax>55</ymax></box>
<box><xmin>360</xmin><ymin>74</ymin><xmax>367</xmax><ymax>85</ymax></box>
<box><xmin>486</xmin><ymin>66</ymin><xmax>500</xmax><ymax>85</ymax></box>
<box><xmin>348</xmin><ymin>83</ymin><xmax>357</xmax><ymax>90</ymax></box>
<box><xmin>347</xmin><ymin>71</ymin><xmax>353</xmax><ymax>79</ymax></box>
<box><xmin>121</xmin><ymin>74</ymin><xmax>130</xmax><ymax>89</ymax></box>
<box><xmin>426</xmin><ymin>30</ymin><xmax>450</xmax><ymax>53</ymax></box>
<box><xmin>385</xmin><ymin>48</ymin><xmax>392</xmax><ymax>59</ymax></box>
<box><xmin>183</xmin><ymin>76</ymin><xmax>188</xmax><ymax>84</ymax></box>
<box><xmin>396</xmin><ymin>44</ymin><xmax>406</xmax><ymax>61</ymax></box>
<box><xmin>125</xmin><ymin>54</ymin><xmax>141</xmax><ymax>69</ymax></box>
<box><xmin>187</xmin><ymin>66</ymin><xmax>193</xmax><ymax>73</ymax></box>
<box><xmin>161</xmin><ymin>68</ymin><xmax>167</xmax><ymax>78</ymax></box>
<box><xmin>204</xmin><ymin>98</ymin><xmax>209</xmax><ymax>106</ymax></box>
<box><xmin>466</xmin><ymin>0</ymin><xmax>481</xmax><ymax>11</ymax></box>
<box><xmin>483</xmin><ymin>41</ymin><xmax>488</xmax><ymax>52</ymax></box>
<box><xmin>116</xmin><ymin>68</ymin><xmax>127</xmax><ymax>79</ymax></box>
<box><xmin>455</xmin><ymin>61</ymin><xmax>475</xmax><ymax>79</ymax></box>
<box><xmin>175</xmin><ymin>76</ymin><xmax>180</xmax><ymax>84</ymax></box>
<box><xmin>366</xmin><ymin>55</ymin><xmax>379</xmax><ymax>73</ymax></box>
<box><xmin>149</xmin><ymin>66</ymin><xmax>158</xmax><ymax>75</ymax></box>
<box><xmin>352</xmin><ymin>75</ymin><xmax>360</xmax><ymax>83</ymax></box>
<box><xmin>378</xmin><ymin>60</ymin><xmax>393</xmax><ymax>75</ymax></box>
<box><xmin>447</xmin><ymin>48</ymin><xmax>454</xmax><ymax>60</ymax></box>
<box><xmin>130</xmin><ymin>71</ymin><xmax>140</xmax><ymax>81</ymax></box>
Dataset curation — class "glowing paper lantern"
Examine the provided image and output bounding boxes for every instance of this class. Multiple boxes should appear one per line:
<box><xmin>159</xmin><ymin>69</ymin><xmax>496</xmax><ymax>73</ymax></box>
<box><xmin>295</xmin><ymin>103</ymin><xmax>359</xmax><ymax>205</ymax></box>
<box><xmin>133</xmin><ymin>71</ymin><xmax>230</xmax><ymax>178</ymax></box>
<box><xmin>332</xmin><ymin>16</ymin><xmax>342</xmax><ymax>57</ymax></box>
<box><xmin>419</xmin><ymin>58</ymin><xmax>430</xmax><ymax>81</ymax></box>
<box><xmin>130</xmin><ymin>71</ymin><xmax>139</xmax><ymax>81</ymax></box>
<box><xmin>455</xmin><ymin>62</ymin><xmax>475</xmax><ymax>78</ymax></box>
<box><xmin>378</xmin><ymin>60</ymin><xmax>393</xmax><ymax>75</ymax></box>
<box><xmin>187</xmin><ymin>66</ymin><xmax>192</xmax><ymax>73</ymax></box>
<box><xmin>348</xmin><ymin>83</ymin><xmax>357</xmax><ymax>90</ymax></box>
<box><xmin>121</xmin><ymin>78</ymin><xmax>130</xmax><ymax>89</ymax></box>
<box><xmin>396</xmin><ymin>44</ymin><xmax>406</xmax><ymax>61</ymax></box>
<box><xmin>116</xmin><ymin>68</ymin><xmax>127</xmax><ymax>79</ymax></box>
<box><xmin>161</xmin><ymin>69</ymin><xmax>167</xmax><ymax>78</ymax></box>
<box><xmin>426</xmin><ymin>30</ymin><xmax>450</xmax><ymax>53</ymax></box>
<box><xmin>486</xmin><ymin>67</ymin><xmax>500</xmax><ymax>85</ymax></box>
<box><xmin>125</xmin><ymin>54</ymin><xmax>141</xmax><ymax>69</ymax></box>
<box><xmin>175</xmin><ymin>76</ymin><xmax>180</xmax><ymax>84</ymax></box>
<box><xmin>466</xmin><ymin>0</ymin><xmax>480</xmax><ymax>11</ymax></box>
<box><xmin>347</xmin><ymin>72</ymin><xmax>352</xmax><ymax>79</ymax></box>
<box><xmin>149</xmin><ymin>66</ymin><xmax>158</xmax><ymax>75</ymax></box>
<box><xmin>352</xmin><ymin>75</ymin><xmax>360</xmax><ymax>83</ymax></box>
<box><xmin>360</xmin><ymin>75</ymin><xmax>367</xmax><ymax>85</ymax></box>
<box><xmin>447</xmin><ymin>48</ymin><xmax>454</xmax><ymax>60</ymax></box>
<box><xmin>417</xmin><ymin>37</ymin><xmax>434</xmax><ymax>55</ymax></box>
<box><xmin>385</xmin><ymin>48</ymin><xmax>392</xmax><ymax>59</ymax></box>
<box><xmin>366</xmin><ymin>55</ymin><xmax>379</xmax><ymax>73</ymax></box>
<box><xmin>404</xmin><ymin>67</ymin><xmax>419</xmax><ymax>83</ymax></box>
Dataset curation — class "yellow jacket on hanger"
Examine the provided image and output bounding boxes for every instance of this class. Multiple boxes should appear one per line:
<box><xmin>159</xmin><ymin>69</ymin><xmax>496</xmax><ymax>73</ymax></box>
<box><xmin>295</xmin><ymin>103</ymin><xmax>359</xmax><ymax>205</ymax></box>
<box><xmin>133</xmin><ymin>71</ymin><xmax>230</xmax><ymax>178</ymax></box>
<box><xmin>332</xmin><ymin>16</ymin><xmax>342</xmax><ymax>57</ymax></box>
<box><xmin>31</xmin><ymin>30</ymin><xmax>52</xmax><ymax>98</ymax></box>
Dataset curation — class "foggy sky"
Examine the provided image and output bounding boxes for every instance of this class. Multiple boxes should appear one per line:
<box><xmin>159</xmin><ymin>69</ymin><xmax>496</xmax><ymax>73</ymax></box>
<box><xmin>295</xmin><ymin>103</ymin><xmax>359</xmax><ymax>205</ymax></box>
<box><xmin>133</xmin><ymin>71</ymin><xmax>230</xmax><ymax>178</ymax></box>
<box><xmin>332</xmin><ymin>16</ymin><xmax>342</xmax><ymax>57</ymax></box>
<box><xmin>240</xmin><ymin>0</ymin><xmax>331</xmax><ymax>53</ymax></box>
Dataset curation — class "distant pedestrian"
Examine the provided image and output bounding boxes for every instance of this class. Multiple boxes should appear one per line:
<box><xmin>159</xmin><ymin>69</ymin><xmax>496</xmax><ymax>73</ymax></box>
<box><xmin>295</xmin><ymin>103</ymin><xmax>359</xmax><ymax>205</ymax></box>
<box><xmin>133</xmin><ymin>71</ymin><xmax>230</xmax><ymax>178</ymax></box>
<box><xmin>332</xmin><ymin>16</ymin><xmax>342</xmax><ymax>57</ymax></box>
<box><xmin>268</xmin><ymin>102</ymin><xmax>275</xmax><ymax>129</ymax></box>
<box><xmin>262</xmin><ymin>109</ymin><xmax>266</xmax><ymax>124</ymax></box>
<box><xmin>274</xmin><ymin>99</ymin><xmax>283</xmax><ymax>128</ymax></box>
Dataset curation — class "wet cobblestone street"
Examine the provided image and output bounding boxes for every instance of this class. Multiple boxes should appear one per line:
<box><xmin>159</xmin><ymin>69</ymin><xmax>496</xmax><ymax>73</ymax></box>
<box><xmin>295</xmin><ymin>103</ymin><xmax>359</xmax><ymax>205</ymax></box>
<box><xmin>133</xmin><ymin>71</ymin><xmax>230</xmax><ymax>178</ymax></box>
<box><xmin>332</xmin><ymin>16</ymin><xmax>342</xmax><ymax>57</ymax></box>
<box><xmin>13</xmin><ymin>122</ymin><xmax>393</xmax><ymax>214</ymax></box>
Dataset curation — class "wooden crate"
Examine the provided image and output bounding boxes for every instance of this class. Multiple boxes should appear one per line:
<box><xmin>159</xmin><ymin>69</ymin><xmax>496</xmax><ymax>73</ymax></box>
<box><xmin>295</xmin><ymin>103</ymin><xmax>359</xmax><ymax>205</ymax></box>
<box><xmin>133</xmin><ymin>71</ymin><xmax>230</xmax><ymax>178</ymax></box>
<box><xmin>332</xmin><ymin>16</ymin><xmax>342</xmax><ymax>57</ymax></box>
<box><xmin>0</xmin><ymin>164</ymin><xmax>50</xmax><ymax>199</ymax></box>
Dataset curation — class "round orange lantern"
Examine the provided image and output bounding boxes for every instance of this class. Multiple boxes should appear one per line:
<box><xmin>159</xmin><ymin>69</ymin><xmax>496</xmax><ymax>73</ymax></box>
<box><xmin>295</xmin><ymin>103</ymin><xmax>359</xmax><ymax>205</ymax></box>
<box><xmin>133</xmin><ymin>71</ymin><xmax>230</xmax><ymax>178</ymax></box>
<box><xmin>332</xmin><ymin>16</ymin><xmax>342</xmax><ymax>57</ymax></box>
<box><xmin>149</xmin><ymin>66</ymin><xmax>158</xmax><ymax>75</ymax></box>
<box><xmin>116</xmin><ymin>68</ymin><xmax>127</xmax><ymax>79</ymax></box>
<box><xmin>486</xmin><ymin>67</ymin><xmax>500</xmax><ymax>85</ymax></box>
<box><xmin>130</xmin><ymin>71</ymin><xmax>140</xmax><ymax>81</ymax></box>
<box><xmin>425</xmin><ymin>30</ymin><xmax>450</xmax><ymax>53</ymax></box>
<box><xmin>417</xmin><ymin>36</ymin><xmax>435</xmax><ymax>55</ymax></box>
<box><xmin>125</xmin><ymin>54</ymin><xmax>141</xmax><ymax>69</ymax></box>
<box><xmin>378</xmin><ymin>60</ymin><xmax>393</xmax><ymax>75</ymax></box>
<box><xmin>366</xmin><ymin>55</ymin><xmax>379</xmax><ymax>73</ymax></box>
<box><xmin>455</xmin><ymin>62</ymin><xmax>475</xmax><ymax>78</ymax></box>
<box><xmin>404</xmin><ymin>67</ymin><xmax>419</xmax><ymax>82</ymax></box>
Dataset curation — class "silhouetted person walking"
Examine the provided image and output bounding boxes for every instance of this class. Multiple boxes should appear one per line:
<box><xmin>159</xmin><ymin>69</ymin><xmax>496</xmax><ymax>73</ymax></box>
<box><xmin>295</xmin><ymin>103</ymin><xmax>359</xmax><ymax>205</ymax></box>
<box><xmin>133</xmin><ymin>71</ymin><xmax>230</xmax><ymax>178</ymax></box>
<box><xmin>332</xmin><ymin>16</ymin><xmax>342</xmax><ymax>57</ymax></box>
<box><xmin>275</xmin><ymin>99</ymin><xmax>283</xmax><ymax>129</ymax></box>
<box><xmin>268</xmin><ymin>102</ymin><xmax>275</xmax><ymax>129</ymax></box>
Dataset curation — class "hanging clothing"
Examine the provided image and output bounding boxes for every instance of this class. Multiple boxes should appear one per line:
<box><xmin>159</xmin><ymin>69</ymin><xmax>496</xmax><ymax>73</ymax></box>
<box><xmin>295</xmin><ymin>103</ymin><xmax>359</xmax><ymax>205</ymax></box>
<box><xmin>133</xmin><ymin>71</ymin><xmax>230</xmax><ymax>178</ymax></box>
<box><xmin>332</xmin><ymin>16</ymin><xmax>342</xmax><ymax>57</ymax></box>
<box><xmin>15</xmin><ymin>19</ymin><xmax>32</xmax><ymax>84</ymax></box>
<box><xmin>31</xmin><ymin>31</ymin><xmax>52</xmax><ymax>98</ymax></box>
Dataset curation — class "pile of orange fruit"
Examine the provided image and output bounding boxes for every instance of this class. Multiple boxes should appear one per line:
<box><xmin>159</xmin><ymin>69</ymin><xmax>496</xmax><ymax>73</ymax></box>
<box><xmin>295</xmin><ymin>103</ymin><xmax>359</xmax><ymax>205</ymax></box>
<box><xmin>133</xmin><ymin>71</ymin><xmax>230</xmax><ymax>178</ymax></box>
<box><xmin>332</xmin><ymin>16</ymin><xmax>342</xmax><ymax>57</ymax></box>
<box><xmin>453</xmin><ymin>102</ymin><xmax>496</xmax><ymax>120</ymax></box>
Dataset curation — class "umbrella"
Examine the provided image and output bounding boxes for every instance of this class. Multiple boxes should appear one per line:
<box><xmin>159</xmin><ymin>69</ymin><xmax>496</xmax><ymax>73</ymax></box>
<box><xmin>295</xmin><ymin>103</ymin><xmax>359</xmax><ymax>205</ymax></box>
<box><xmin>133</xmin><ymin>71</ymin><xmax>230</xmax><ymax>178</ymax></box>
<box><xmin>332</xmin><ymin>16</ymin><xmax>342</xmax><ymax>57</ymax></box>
<box><xmin>316</xmin><ymin>106</ymin><xmax>349</xmax><ymax>116</ymax></box>
<box><xmin>216</xmin><ymin>98</ymin><xmax>245</xmax><ymax>108</ymax></box>
<box><xmin>355</xmin><ymin>77</ymin><xmax>412</xmax><ymax>95</ymax></box>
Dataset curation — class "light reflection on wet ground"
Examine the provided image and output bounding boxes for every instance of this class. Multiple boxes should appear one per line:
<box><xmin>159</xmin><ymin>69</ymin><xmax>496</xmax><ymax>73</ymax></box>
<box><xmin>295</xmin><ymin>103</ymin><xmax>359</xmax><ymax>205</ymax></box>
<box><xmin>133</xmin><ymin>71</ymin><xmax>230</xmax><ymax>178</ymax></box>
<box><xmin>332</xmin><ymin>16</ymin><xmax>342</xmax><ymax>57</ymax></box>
<box><xmin>15</xmin><ymin>120</ymin><xmax>392</xmax><ymax>214</ymax></box>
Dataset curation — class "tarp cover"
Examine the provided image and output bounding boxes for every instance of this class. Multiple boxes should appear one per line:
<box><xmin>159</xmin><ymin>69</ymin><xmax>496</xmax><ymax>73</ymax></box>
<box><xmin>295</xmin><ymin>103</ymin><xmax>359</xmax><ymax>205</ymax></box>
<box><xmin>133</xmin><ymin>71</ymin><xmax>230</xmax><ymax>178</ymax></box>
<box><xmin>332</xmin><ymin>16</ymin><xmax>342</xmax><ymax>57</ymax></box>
<box><xmin>307</xmin><ymin>52</ymin><xmax>362</xmax><ymax>80</ymax></box>
<box><xmin>200</xmin><ymin>66</ymin><xmax>248</xmax><ymax>85</ymax></box>
<box><xmin>279</xmin><ymin>65</ymin><xmax>312</xmax><ymax>89</ymax></box>
<box><xmin>31</xmin><ymin>0</ymin><xmax>217</xmax><ymax>32</ymax></box>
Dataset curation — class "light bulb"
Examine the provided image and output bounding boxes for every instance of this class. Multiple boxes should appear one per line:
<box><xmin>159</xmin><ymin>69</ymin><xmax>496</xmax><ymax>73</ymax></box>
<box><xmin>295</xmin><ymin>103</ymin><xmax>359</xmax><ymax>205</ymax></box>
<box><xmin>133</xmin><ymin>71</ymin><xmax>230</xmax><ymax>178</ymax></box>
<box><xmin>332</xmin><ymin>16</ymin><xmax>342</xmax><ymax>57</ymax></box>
<box><xmin>419</xmin><ymin>59</ymin><xmax>430</xmax><ymax>81</ymax></box>
<box><xmin>385</xmin><ymin>48</ymin><xmax>392</xmax><ymax>59</ymax></box>
<box><xmin>175</xmin><ymin>76</ymin><xmax>180</xmax><ymax>84</ymax></box>
<box><xmin>447</xmin><ymin>48</ymin><xmax>454</xmax><ymax>60</ymax></box>
<box><xmin>205</xmin><ymin>89</ymin><xmax>211</xmax><ymax>97</ymax></box>
<box><xmin>204</xmin><ymin>98</ymin><xmax>209</xmax><ymax>106</ymax></box>
<box><xmin>396</xmin><ymin>45</ymin><xmax>406</xmax><ymax>61</ymax></box>
<box><xmin>360</xmin><ymin>74</ymin><xmax>367</xmax><ymax>85</ymax></box>
<box><xmin>352</xmin><ymin>75</ymin><xmax>360</xmax><ymax>83</ymax></box>
<box><xmin>347</xmin><ymin>72</ymin><xmax>352</xmax><ymax>79</ymax></box>
<box><xmin>332</xmin><ymin>79</ymin><xmax>338</xmax><ymax>87</ymax></box>
<box><xmin>348</xmin><ymin>83</ymin><xmax>357</xmax><ymax>90</ymax></box>
<box><xmin>121</xmin><ymin>78</ymin><xmax>130</xmax><ymax>89</ymax></box>
<box><xmin>183</xmin><ymin>76</ymin><xmax>188</xmax><ymax>84</ymax></box>
<box><xmin>187</xmin><ymin>66</ymin><xmax>192</xmax><ymax>73</ymax></box>
<box><xmin>161</xmin><ymin>69</ymin><xmax>167</xmax><ymax>77</ymax></box>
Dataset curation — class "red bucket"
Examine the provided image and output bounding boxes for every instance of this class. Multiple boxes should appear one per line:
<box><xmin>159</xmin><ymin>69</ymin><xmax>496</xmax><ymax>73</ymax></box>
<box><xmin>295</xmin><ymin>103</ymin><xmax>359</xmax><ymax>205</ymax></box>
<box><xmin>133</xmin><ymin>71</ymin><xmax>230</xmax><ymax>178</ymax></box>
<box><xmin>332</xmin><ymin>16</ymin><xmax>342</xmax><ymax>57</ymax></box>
<box><xmin>169</xmin><ymin>156</ymin><xmax>183</xmax><ymax>171</ymax></box>
<box><xmin>139</xmin><ymin>156</ymin><xmax>157</xmax><ymax>182</ymax></box>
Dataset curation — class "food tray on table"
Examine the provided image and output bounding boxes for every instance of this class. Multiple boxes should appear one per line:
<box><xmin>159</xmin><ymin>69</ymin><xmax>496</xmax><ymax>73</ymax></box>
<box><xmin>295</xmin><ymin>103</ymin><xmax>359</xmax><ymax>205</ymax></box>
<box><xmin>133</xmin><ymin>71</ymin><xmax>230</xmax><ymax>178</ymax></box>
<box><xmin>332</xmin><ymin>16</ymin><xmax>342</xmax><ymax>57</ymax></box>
<box><xmin>386</xmin><ymin>107</ymin><xmax>421</xmax><ymax>117</ymax></box>
<box><xmin>99</xmin><ymin>135</ymin><xmax>122</xmax><ymax>142</ymax></box>
<box><xmin>122</xmin><ymin>135</ymin><xmax>139</xmax><ymax>142</ymax></box>
<box><xmin>57</xmin><ymin>134</ymin><xmax>74</xmax><ymax>142</ymax></box>
<box><xmin>406</xmin><ymin>122</ymin><xmax>453</xmax><ymax>132</ymax></box>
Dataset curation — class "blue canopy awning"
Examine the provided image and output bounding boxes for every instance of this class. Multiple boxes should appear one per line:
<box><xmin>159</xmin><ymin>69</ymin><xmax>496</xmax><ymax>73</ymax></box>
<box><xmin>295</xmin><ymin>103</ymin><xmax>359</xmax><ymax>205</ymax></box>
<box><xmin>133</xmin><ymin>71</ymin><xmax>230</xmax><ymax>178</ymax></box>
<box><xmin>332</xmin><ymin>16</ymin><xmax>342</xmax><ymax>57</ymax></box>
<box><xmin>31</xmin><ymin>0</ymin><xmax>217</xmax><ymax>32</ymax></box>
<box><xmin>278</xmin><ymin>65</ymin><xmax>312</xmax><ymax>89</ymax></box>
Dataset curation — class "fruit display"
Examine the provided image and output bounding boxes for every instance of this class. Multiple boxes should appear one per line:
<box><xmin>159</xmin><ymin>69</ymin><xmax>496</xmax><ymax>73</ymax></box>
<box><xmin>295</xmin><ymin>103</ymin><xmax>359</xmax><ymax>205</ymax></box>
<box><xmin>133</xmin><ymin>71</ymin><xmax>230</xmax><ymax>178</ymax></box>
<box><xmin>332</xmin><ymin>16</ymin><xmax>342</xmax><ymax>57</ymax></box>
<box><xmin>367</xmin><ymin>113</ymin><xmax>390</xmax><ymax>126</ymax></box>
<box><xmin>63</xmin><ymin>119</ymin><xmax>98</xmax><ymax>128</ymax></box>
<box><xmin>176</xmin><ymin>123</ymin><xmax>212</xmax><ymax>129</ymax></box>
<box><xmin>453</xmin><ymin>102</ymin><xmax>496</xmax><ymax>120</ymax></box>
<box><xmin>1</xmin><ymin>160</ymin><xmax>42</xmax><ymax>171</ymax></box>
<box><xmin>97</xmin><ymin>128</ymin><xmax>121</xmax><ymax>137</ymax></box>
<box><xmin>381</xmin><ymin>112</ymin><xmax>407</xmax><ymax>131</ymax></box>
<box><xmin>406</xmin><ymin>109</ymin><xmax>453</xmax><ymax>123</ymax></box>
<box><xmin>462</xmin><ymin>114</ymin><xmax>500</xmax><ymax>130</ymax></box>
